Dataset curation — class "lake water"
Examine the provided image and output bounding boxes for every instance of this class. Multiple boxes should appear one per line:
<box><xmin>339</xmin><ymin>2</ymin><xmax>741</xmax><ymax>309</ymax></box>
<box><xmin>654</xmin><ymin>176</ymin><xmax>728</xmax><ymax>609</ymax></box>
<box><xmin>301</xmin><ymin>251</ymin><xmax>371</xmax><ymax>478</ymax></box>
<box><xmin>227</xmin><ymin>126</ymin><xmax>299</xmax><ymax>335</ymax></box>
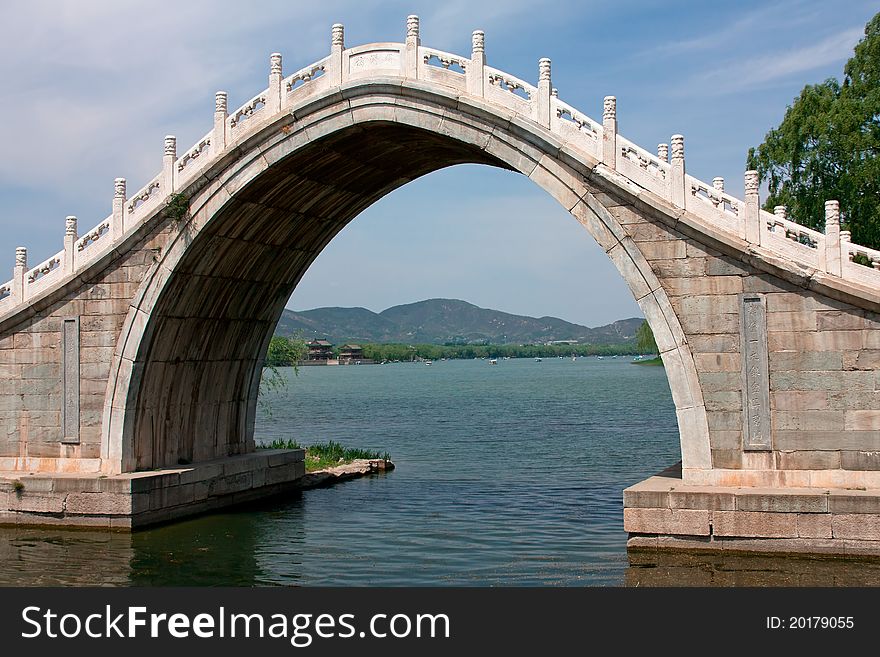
<box><xmin>3</xmin><ymin>357</ymin><xmax>880</xmax><ymax>586</ymax></box>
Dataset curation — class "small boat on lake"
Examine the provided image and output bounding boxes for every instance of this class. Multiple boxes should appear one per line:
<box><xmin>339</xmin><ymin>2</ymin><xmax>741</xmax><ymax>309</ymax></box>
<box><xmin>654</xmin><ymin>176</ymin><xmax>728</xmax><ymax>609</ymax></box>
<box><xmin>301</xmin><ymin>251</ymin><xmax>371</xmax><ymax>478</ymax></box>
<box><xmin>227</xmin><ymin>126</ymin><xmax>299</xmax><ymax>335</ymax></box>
<box><xmin>535</xmin><ymin>357</ymin><xmax>542</xmax><ymax>362</ymax></box>
<box><xmin>489</xmin><ymin>358</ymin><xmax>498</xmax><ymax>365</ymax></box>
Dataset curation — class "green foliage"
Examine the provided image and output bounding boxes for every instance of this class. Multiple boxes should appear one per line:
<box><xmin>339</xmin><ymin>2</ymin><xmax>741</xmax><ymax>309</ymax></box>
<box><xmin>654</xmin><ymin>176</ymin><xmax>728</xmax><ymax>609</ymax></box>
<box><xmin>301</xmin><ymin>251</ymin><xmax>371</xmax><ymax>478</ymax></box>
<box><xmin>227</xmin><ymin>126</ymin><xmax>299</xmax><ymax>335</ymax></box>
<box><xmin>12</xmin><ymin>480</ymin><xmax>24</xmax><ymax>493</ymax></box>
<box><xmin>635</xmin><ymin>320</ymin><xmax>658</xmax><ymax>355</ymax></box>
<box><xmin>259</xmin><ymin>335</ymin><xmax>307</xmax><ymax>417</ymax></box>
<box><xmin>164</xmin><ymin>193</ymin><xmax>190</xmax><ymax>222</ymax></box>
<box><xmin>748</xmin><ymin>13</ymin><xmax>880</xmax><ymax>249</ymax></box>
<box><xmin>266</xmin><ymin>335</ymin><xmax>307</xmax><ymax>367</ymax></box>
<box><xmin>360</xmin><ymin>341</ymin><xmax>638</xmax><ymax>361</ymax></box>
<box><xmin>259</xmin><ymin>439</ymin><xmax>390</xmax><ymax>472</ymax></box>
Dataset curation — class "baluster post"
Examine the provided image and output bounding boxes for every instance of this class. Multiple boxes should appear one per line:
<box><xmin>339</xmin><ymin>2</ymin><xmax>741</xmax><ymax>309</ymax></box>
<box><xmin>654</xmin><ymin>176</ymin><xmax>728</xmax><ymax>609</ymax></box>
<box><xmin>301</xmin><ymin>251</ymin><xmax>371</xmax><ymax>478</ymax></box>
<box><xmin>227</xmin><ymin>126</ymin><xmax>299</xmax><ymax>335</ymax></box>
<box><xmin>330</xmin><ymin>23</ymin><xmax>345</xmax><ymax>85</ymax></box>
<box><xmin>536</xmin><ymin>58</ymin><xmax>552</xmax><ymax>128</ymax></box>
<box><xmin>743</xmin><ymin>170</ymin><xmax>761</xmax><ymax>244</ymax></box>
<box><xmin>712</xmin><ymin>177</ymin><xmax>724</xmax><ymax>207</ymax></box>
<box><xmin>214</xmin><ymin>92</ymin><xmax>228</xmax><ymax>152</ymax></box>
<box><xmin>13</xmin><ymin>247</ymin><xmax>26</xmax><ymax>303</ymax></box>
<box><xmin>64</xmin><ymin>216</ymin><xmax>77</xmax><ymax>275</ymax></box>
<box><xmin>163</xmin><ymin>136</ymin><xmax>177</xmax><ymax>194</ymax></box>
<box><xmin>602</xmin><ymin>96</ymin><xmax>617</xmax><ymax>169</ymax></box>
<box><xmin>825</xmin><ymin>200</ymin><xmax>841</xmax><ymax>276</ymax></box>
<box><xmin>268</xmin><ymin>53</ymin><xmax>282</xmax><ymax>114</ymax></box>
<box><xmin>113</xmin><ymin>178</ymin><xmax>126</xmax><ymax>240</ymax></box>
<box><xmin>467</xmin><ymin>30</ymin><xmax>485</xmax><ymax>97</ymax></box>
<box><xmin>405</xmin><ymin>15</ymin><xmax>420</xmax><ymax>79</ymax></box>
<box><xmin>657</xmin><ymin>143</ymin><xmax>668</xmax><ymax>163</ymax></box>
<box><xmin>670</xmin><ymin>135</ymin><xmax>686</xmax><ymax>208</ymax></box>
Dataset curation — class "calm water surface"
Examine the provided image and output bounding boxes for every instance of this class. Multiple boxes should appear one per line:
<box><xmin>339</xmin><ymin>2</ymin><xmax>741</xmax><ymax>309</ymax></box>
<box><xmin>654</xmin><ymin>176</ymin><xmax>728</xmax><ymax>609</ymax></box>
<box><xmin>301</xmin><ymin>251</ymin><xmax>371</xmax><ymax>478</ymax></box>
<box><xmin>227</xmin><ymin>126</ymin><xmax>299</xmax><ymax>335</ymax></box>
<box><xmin>2</xmin><ymin>358</ymin><xmax>880</xmax><ymax>586</ymax></box>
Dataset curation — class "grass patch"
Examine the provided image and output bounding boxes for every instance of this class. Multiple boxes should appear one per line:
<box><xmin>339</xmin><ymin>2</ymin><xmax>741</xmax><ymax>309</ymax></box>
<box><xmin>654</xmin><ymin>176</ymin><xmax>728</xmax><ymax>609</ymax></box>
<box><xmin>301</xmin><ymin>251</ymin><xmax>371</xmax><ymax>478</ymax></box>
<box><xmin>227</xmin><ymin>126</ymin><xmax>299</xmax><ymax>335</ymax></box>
<box><xmin>632</xmin><ymin>356</ymin><xmax>664</xmax><ymax>366</ymax></box>
<box><xmin>260</xmin><ymin>439</ymin><xmax>390</xmax><ymax>472</ymax></box>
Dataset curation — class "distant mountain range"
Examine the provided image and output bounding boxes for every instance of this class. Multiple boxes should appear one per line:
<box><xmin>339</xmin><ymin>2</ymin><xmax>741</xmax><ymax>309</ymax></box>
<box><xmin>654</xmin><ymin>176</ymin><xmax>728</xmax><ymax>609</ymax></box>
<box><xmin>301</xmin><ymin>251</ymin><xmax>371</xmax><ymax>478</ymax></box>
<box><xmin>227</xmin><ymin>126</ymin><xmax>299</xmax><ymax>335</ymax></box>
<box><xmin>275</xmin><ymin>298</ymin><xmax>643</xmax><ymax>345</ymax></box>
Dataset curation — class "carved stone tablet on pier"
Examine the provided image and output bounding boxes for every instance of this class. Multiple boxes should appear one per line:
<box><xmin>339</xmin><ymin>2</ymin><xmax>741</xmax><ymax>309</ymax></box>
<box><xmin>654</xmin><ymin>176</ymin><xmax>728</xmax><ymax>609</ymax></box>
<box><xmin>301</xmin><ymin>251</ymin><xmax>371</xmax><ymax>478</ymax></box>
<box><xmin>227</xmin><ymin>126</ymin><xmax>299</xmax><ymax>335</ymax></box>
<box><xmin>61</xmin><ymin>316</ymin><xmax>80</xmax><ymax>444</ymax></box>
<box><xmin>740</xmin><ymin>294</ymin><xmax>771</xmax><ymax>450</ymax></box>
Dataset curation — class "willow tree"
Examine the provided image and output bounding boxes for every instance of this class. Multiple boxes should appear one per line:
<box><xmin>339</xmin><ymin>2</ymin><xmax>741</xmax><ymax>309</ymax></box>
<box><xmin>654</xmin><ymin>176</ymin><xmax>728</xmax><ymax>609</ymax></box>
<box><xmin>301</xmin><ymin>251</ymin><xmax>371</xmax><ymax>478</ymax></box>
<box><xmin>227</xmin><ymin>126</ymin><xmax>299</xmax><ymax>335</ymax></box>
<box><xmin>747</xmin><ymin>12</ymin><xmax>880</xmax><ymax>248</ymax></box>
<box><xmin>636</xmin><ymin>320</ymin><xmax>658</xmax><ymax>354</ymax></box>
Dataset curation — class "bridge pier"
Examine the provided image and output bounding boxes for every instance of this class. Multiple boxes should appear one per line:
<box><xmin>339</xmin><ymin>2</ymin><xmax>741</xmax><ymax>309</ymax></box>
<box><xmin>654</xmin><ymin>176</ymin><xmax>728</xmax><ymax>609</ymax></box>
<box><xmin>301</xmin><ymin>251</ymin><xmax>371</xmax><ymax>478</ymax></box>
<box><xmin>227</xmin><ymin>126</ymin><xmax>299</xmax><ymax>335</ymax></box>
<box><xmin>0</xmin><ymin>450</ymin><xmax>304</xmax><ymax>529</ymax></box>
<box><xmin>625</xmin><ymin>464</ymin><xmax>880</xmax><ymax>557</ymax></box>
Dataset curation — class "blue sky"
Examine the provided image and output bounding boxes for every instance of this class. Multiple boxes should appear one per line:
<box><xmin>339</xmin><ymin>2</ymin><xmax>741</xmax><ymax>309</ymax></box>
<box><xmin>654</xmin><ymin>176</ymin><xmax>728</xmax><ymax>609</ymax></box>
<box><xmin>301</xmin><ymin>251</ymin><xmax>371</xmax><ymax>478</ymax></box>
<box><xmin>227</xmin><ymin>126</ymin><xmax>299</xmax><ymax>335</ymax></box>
<box><xmin>0</xmin><ymin>0</ymin><xmax>875</xmax><ymax>326</ymax></box>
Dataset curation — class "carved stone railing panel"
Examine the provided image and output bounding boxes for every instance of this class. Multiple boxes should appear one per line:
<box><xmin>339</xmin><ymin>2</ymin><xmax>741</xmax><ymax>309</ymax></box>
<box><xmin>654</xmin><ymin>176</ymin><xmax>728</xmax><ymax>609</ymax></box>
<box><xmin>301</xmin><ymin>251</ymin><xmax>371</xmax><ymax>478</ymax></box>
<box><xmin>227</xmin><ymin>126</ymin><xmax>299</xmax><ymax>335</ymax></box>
<box><xmin>685</xmin><ymin>174</ymin><xmax>742</xmax><ymax>235</ymax></box>
<box><xmin>177</xmin><ymin>133</ymin><xmax>212</xmax><ymax>177</ymax></box>
<box><xmin>763</xmin><ymin>209</ymin><xmax>822</xmax><ymax>249</ymax></box>
<box><xmin>127</xmin><ymin>177</ymin><xmax>162</xmax><ymax>217</ymax></box>
<box><xmin>25</xmin><ymin>252</ymin><xmax>64</xmax><ymax>297</ymax></box>
<box><xmin>418</xmin><ymin>47</ymin><xmax>468</xmax><ymax>90</ymax></box>
<box><xmin>284</xmin><ymin>60</ymin><xmax>327</xmax><ymax>94</ymax></box>
<box><xmin>77</xmin><ymin>221</ymin><xmax>110</xmax><ymax>253</ymax></box>
<box><xmin>228</xmin><ymin>92</ymin><xmax>267</xmax><ymax>132</ymax></box>
<box><xmin>484</xmin><ymin>65</ymin><xmax>534</xmax><ymax>118</ymax></box>
<box><xmin>550</xmin><ymin>97</ymin><xmax>600</xmax><ymax>158</ymax></box>
<box><xmin>618</xmin><ymin>136</ymin><xmax>671</xmax><ymax>199</ymax></box>
<box><xmin>345</xmin><ymin>43</ymin><xmax>404</xmax><ymax>78</ymax></box>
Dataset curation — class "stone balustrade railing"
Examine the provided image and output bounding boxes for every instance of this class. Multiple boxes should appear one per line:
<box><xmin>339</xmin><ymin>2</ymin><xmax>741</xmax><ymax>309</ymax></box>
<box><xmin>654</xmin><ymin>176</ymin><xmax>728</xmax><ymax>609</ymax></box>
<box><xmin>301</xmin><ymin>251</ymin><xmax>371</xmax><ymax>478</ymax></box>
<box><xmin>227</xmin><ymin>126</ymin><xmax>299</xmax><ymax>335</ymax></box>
<box><xmin>1</xmin><ymin>15</ymin><xmax>877</xmax><ymax>317</ymax></box>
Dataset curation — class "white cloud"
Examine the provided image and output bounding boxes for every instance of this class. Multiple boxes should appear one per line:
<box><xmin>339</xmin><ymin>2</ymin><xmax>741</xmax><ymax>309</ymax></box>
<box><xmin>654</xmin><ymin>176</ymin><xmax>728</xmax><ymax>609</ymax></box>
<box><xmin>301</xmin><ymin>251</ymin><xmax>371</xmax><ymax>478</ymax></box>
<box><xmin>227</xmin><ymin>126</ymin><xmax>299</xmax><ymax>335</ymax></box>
<box><xmin>681</xmin><ymin>26</ymin><xmax>863</xmax><ymax>95</ymax></box>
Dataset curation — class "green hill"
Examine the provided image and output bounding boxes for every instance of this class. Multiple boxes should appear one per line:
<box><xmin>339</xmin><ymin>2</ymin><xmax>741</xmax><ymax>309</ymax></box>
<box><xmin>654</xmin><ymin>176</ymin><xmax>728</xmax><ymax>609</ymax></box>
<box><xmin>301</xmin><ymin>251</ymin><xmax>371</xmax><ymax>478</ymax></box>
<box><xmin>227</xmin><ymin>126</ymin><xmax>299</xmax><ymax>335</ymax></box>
<box><xmin>275</xmin><ymin>298</ymin><xmax>642</xmax><ymax>345</ymax></box>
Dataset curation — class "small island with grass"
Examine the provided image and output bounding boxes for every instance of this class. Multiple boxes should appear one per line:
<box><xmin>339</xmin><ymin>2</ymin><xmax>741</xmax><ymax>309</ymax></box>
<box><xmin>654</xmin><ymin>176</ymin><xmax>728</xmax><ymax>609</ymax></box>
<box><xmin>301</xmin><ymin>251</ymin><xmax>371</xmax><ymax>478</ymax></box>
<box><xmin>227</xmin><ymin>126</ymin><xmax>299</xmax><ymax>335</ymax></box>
<box><xmin>260</xmin><ymin>439</ymin><xmax>395</xmax><ymax>489</ymax></box>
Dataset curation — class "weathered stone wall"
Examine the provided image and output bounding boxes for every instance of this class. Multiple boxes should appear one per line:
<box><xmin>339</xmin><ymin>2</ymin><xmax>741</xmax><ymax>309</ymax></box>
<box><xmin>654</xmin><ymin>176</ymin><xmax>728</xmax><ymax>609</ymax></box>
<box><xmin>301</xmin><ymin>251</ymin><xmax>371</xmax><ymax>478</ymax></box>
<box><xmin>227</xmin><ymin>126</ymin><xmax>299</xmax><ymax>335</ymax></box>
<box><xmin>0</xmin><ymin>225</ymin><xmax>171</xmax><ymax>473</ymax></box>
<box><xmin>603</xmin><ymin>195</ymin><xmax>880</xmax><ymax>487</ymax></box>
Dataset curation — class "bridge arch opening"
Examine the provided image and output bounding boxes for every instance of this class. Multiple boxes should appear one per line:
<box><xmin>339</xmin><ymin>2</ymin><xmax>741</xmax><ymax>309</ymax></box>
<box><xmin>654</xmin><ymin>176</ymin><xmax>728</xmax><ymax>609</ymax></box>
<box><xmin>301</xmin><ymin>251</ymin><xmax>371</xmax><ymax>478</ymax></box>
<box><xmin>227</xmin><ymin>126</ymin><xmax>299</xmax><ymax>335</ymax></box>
<box><xmin>104</xmin><ymin>90</ymin><xmax>710</xmax><ymax>475</ymax></box>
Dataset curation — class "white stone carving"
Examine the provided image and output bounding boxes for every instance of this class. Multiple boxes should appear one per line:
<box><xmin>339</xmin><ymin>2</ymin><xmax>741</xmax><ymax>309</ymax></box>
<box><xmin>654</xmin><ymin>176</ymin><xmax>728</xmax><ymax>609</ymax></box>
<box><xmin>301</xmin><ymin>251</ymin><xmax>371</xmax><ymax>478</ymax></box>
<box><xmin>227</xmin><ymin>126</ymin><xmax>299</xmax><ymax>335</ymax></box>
<box><xmin>407</xmin><ymin>15</ymin><xmax>419</xmax><ymax>39</ymax></box>
<box><xmin>621</xmin><ymin>145</ymin><xmax>666</xmax><ymax>179</ymax></box>
<box><xmin>472</xmin><ymin>30</ymin><xmax>484</xmax><ymax>53</ymax></box>
<box><xmin>657</xmin><ymin>143</ymin><xmax>668</xmax><ymax>162</ymax></box>
<box><xmin>163</xmin><ymin>135</ymin><xmax>177</xmax><ymax>158</ymax></box>
<box><xmin>765</xmin><ymin>212</ymin><xmax>821</xmax><ymax>249</ymax></box>
<box><xmin>422</xmin><ymin>50</ymin><xmax>467</xmax><ymax>72</ymax></box>
<box><xmin>332</xmin><ymin>23</ymin><xmax>344</xmax><ymax>48</ymax></box>
<box><xmin>178</xmin><ymin>137</ymin><xmax>212</xmax><ymax>172</ymax></box>
<box><xmin>671</xmin><ymin>134</ymin><xmax>685</xmax><ymax>163</ymax></box>
<box><xmin>27</xmin><ymin>256</ymin><xmax>61</xmax><ymax>282</ymax></box>
<box><xmin>215</xmin><ymin>91</ymin><xmax>228</xmax><ymax>114</ymax></box>
<box><xmin>229</xmin><ymin>94</ymin><xmax>267</xmax><ymax>129</ymax></box>
<box><xmin>555</xmin><ymin>102</ymin><xmax>599</xmax><ymax>137</ymax></box>
<box><xmin>744</xmin><ymin>170</ymin><xmax>759</xmax><ymax>196</ymax></box>
<box><xmin>349</xmin><ymin>49</ymin><xmax>401</xmax><ymax>73</ymax></box>
<box><xmin>539</xmin><ymin>58</ymin><xmax>551</xmax><ymax>82</ymax></box>
<box><xmin>77</xmin><ymin>222</ymin><xmax>110</xmax><ymax>252</ymax></box>
<box><xmin>285</xmin><ymin>63</ymin><xmax>326</xmax><ymax>92</ymax></box>
<box><xmin>487</xmin><ymin>71</ymin><xmax>532</xmax><ymax>99</ymax></box>
<box><xmin>603</xmin><ymin>95</ymin><xmax>616</xmax><ymax>121</ymax></box>
<box><xmin>127</xmin><ymin>181</ymin><xmax>160</xmax><ymax>213</ymax></box>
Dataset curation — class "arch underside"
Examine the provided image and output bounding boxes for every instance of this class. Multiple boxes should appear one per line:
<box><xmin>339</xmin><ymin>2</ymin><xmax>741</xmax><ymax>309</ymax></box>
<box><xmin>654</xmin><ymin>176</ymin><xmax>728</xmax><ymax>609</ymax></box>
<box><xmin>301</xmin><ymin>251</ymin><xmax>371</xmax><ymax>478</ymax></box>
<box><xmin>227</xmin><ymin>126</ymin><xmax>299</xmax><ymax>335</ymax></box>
<box><xmin>117</xmin><ymin>94</ymin><xmax>708</xmax><ymax>475</ymax></box>
<box><xmin>132</xmin><ymin>124</ymin><xmax>507</xmax><ymax>469</ymax></box>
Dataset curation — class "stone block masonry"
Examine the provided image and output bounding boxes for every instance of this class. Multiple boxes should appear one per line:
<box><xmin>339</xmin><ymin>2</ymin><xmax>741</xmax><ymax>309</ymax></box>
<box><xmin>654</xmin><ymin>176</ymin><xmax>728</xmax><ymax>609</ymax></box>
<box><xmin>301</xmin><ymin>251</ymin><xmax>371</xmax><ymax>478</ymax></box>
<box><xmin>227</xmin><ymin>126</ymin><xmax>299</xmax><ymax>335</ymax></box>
<box><xmin>624</xmin><ymin>470</ymin><xmax>880</xmax><ymax>556</ymax></box>
<box><xmin>0</xmin><ymin>449</ymin><xmax>304</xmax><ymax>529</ymax></box>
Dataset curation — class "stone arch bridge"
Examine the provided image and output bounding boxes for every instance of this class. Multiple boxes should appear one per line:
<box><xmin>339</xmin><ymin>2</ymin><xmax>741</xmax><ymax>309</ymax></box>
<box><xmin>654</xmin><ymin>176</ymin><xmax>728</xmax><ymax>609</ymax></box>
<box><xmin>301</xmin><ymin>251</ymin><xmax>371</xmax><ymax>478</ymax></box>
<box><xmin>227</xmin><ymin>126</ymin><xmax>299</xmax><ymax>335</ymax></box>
<box><xmin>2</xmin><ymin>17</ymin><xmax>880</xmax><ymax>553</ymax></box>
